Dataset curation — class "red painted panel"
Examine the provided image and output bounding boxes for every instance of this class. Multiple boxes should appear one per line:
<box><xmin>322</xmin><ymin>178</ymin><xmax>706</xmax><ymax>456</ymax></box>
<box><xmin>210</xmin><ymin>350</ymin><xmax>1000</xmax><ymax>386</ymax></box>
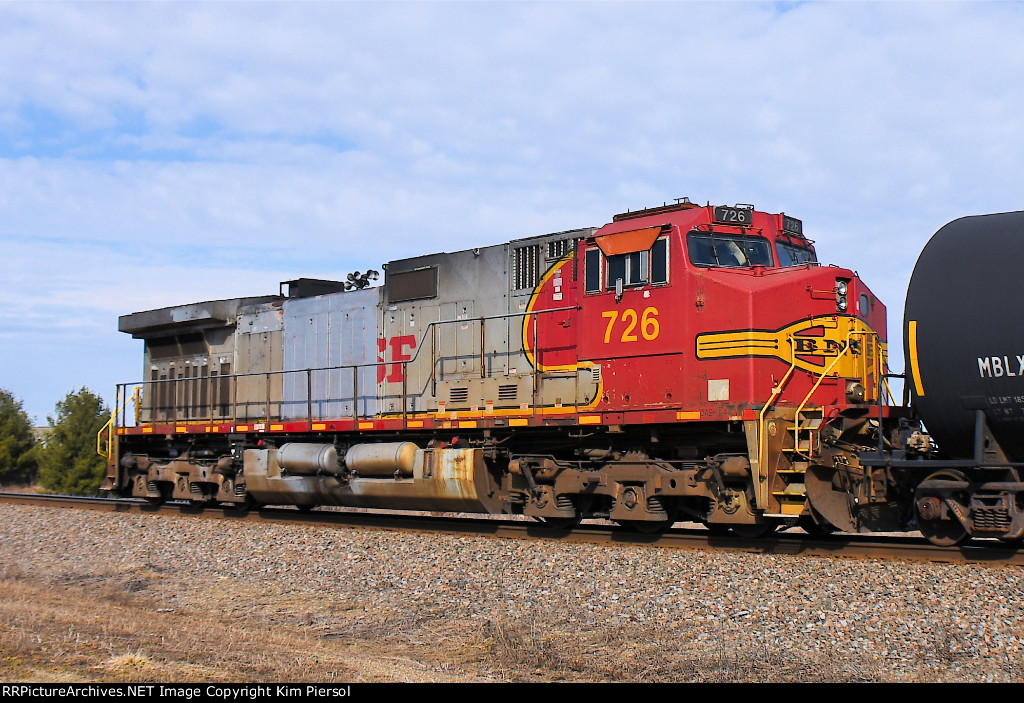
<box><xmin>523</xmin><ymin>257</ymin><xmax>580</xmax><ymax>371</ymax></box>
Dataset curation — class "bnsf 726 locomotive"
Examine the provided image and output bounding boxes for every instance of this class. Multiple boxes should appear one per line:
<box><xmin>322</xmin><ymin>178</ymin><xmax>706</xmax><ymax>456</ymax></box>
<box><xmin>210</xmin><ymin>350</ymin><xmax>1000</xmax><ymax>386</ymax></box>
<box><xmin>101</xmin><ymin>199</ymin><xmax>892</xmax><ymax>537</ymax></box>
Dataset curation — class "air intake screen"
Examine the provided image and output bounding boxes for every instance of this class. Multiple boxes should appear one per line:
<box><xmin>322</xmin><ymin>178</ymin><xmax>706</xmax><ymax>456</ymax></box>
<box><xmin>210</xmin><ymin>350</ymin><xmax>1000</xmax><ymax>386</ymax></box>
<box><xmin>513</xmin><ymin>244</ymin><xmax>541</xmax><ymax>290</ymax></box>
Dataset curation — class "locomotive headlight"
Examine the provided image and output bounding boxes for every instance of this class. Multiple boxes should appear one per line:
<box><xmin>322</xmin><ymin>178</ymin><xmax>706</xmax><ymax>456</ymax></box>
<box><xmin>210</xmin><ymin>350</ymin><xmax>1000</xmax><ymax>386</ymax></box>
<box><xmin>835</xmin><ymin>279</ymin><xmax>848</xmax><ymax>312</ymax></box>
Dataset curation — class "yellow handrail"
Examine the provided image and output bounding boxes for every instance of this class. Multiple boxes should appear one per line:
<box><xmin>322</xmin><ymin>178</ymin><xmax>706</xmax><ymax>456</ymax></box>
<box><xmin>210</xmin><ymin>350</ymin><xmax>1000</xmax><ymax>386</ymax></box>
<box><xmin>756</xmin><ymin>335</ymin><xmax>798</xmax><ymax>509</ymax></box>
<box><xmin>756</xmin><ymin>327</ymin><xmax>882</xmax><ymax>507</ymax></box>
<box><xmin>96</xmin><ymin>386</ymin><xmax>141</xmax><ymax>459</ymax></box>
<box><xmin>790</xmin><ymin>328</ymin><xmax>880</xmax><ymax>458</ymax></box>
<box><xmin>96</xmin><ymin>416</ymin><xmax>114</xmax><ymax>458</ymax></box>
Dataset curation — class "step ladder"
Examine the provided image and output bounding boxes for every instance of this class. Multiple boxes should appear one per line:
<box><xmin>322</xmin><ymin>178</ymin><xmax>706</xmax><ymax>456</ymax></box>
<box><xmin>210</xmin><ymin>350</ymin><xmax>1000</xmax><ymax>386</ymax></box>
<box><xmin>766</xmin><ymin>409</ymin><xmax>823</xmax><ymax>517</ymax></box>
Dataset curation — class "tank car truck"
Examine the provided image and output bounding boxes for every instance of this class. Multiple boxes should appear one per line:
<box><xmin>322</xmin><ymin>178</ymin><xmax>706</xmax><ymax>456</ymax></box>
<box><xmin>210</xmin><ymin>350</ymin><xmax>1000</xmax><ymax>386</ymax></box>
<box><xmin>100</xmin><ymin>199</ymin><xmax>893</xmax><ymax>536</ymax></box>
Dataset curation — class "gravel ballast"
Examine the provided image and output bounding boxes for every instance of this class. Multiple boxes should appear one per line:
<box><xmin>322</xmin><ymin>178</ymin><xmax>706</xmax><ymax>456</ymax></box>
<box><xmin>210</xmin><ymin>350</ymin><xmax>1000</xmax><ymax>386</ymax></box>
<box><xmin>2</xmin><ymin>502</ymin><xmax>1023</xmax><ymax>682</ymax></box>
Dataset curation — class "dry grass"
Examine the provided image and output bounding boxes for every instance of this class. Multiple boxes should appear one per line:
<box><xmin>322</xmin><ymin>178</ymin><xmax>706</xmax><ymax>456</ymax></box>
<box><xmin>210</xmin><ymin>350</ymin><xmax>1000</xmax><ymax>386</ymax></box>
<box><xmin>3</xmin><ymin>556</ymin><xmax>959</xmax><ymax>683</ymax></box>
<box><xmin>0</xmin><ymin>529</ymin><xmax>1000</xmax><ymax>683</ymax></box>
<box><xmin>1</xmin><ymin>561</ymin><xmax>891</xmax><ymax>684</ymax></box>
<box><xmin>466</xmin><ymin>616</ymin><xmax>891</xmax><ymax>683</ymax></box>
<box><xmin>0</xmin><ymin>565</ymin><xmax>472</xmax><ymax>683</ymax></box>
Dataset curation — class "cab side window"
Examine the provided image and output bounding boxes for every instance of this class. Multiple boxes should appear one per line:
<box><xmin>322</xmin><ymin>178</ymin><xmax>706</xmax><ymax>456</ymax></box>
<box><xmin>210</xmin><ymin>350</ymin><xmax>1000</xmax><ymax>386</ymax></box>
<box><xmin>607</xmin><ymin>250</ymin><xmax>647</xmax><ymax>288</ymax></box>
<box><xmin>651</xmin><ymin>237</ymin><xmax>668</xmax><ymax>284</ymax></box>
<box><xmin>584</xmin><ymin>236</ymin><xmax>669</xmax><ymax>294</ymax></box>
<box><xmin>585</xmin><ymin>248</ymin><xmax>602</xmax><ymax>293</ymax></box>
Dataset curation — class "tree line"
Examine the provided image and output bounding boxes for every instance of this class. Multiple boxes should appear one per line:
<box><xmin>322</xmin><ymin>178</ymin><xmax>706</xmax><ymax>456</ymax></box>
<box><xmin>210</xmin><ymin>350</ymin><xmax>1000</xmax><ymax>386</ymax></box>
<box><xmin>0</xmin><ymin>387</ymin><xmax>110</xmax><ymax>495</ymax></box>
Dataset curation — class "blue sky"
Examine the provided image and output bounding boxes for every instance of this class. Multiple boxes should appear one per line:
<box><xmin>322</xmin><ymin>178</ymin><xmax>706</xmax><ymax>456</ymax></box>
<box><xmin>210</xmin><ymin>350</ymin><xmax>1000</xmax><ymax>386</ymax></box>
<box><xmin>1</xmin><ymin>1</ymin><xmax>1023</xmax><ymax>422</ymax></box>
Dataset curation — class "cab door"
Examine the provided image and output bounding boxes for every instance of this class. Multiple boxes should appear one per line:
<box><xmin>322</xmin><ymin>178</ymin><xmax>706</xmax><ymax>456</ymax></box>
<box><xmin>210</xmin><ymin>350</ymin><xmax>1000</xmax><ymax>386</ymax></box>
<box><xmin>577</xmin><ymin>226</ymin><xmax>683</xmax><ymax>411</ymax></box>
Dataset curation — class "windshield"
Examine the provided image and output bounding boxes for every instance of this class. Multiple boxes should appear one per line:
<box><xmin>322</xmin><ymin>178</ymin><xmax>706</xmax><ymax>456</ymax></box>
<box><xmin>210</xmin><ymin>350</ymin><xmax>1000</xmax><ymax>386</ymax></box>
<box><xmin>687</xmin><ymin>232</ymin><xmax>773</xmax><ymax>268</ymax></box>
<box><xmin>776</xmin><ymin>241</ymin><xmax>817</xmax><ymax>267</ymax></box>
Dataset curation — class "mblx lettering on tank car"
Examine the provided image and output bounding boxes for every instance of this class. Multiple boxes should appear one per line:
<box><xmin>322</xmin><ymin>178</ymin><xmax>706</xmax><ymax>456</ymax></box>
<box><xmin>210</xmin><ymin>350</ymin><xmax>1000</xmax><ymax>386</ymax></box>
<box><xmin>977</xmin><ymin>355</ymin><xmax>1024</xmax><ymax>378</ymax></box>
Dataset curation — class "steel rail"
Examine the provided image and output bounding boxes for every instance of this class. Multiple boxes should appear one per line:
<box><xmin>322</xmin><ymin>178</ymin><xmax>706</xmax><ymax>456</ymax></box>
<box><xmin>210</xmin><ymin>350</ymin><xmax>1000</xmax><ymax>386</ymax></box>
<box><xmin>1</xmin><ymin>491</ymin><xmax>1021</xmax><ymax>567</ymax></box>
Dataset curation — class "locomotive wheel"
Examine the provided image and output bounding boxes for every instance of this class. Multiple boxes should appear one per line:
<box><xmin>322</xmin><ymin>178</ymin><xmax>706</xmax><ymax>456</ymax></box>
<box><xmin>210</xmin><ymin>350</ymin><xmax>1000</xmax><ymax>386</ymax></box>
<box><xmin>234</xmin><ymin>494</ymin><xmax>261</xmax><ymax>512</ymax></box>
<box><xmin>730</xmin><ymin>522</ymin><xmax>778</xmax><ymax>538</ymax></box>
<box><xmin>799</xmin><ymin>513</ymin><xmax>838</xmax><ymax>536</ymax></box>
<box><xmin>619</xmin><ymin>519</ymin><xmax>673</xmax><ymax>534</ymax></box>
<box><xmin>538</xmin><ymin>516</ymin><xmax>582</xmax><ymax>530</ymax></box>
<box><xmin>701</xmin><ymin>522</ymin><xmax>732</xmax><ymax>535</ymax></box>
<box><xmin>799</xmin><ymin>520</ymin><xmax>838</xmax><ymax>536</ymax></box>
<box><xmin>915</xmin><ymin>470</ymin><xmax>970</xmax><ymax>547</ymax></box>
<box><xmin>144</xmin><ymin>482</ymin><xmax>170</xmax><ymax>506</ymax></box>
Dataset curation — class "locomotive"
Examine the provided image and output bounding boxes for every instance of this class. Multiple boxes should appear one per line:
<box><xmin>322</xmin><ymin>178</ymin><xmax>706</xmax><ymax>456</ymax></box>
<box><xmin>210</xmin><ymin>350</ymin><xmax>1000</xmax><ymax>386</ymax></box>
<box><xmin>97</xmin><ymin>198</ymin><xmax>1024</xmax><ymax>544</ymax></box>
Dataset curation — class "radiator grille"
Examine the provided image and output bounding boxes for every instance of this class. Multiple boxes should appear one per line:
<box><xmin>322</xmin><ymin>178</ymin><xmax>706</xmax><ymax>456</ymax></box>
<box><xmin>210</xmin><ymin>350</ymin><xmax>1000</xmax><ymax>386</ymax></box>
<box><xmin>449</xmin><ymin>387</ymin><xmax>469</xmax><ymax>403</ymax></box>
<box><xmin>498</xmin><ymin>384</ymin><xmax>518</xmax><ymax>401</ymax></box>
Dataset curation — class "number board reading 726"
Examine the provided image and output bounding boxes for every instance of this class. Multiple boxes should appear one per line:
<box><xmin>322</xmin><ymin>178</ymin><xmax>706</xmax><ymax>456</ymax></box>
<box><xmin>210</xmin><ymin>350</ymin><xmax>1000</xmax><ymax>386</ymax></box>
<box><xmin>713</xmin><ymin>205</ymin><xmax>753</xmax><ymax>225</ymax></box>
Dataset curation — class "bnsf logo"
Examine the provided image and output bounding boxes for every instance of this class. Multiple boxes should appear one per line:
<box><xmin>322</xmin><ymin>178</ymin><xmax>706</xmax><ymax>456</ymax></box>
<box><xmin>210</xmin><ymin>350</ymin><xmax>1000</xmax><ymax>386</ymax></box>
<box><xmin>793</xmin><ymin>337</ymin><xmax>862</xmax><ymax>355</ymax></box>
<box><xmin>695</xmin><ymin>315</ymin><xmax>876</xmax><ymax>376</ymax></box>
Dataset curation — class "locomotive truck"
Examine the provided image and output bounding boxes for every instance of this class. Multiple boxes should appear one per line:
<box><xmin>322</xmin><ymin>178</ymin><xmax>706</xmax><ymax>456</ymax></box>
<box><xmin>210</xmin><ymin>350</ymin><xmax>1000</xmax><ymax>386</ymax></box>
<box><xmin>99</xmin><ymin>199</ymin><xmax>1024</xmax><ymax>545</ymax></box>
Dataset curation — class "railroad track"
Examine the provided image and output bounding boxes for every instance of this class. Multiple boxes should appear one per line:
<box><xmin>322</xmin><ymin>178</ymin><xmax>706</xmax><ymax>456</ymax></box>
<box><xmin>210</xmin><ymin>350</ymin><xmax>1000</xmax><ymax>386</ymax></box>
<box><xmin>2</xmin><ymin>491</ymin><xmax>1021</xmax><ymax>567</ymax></box>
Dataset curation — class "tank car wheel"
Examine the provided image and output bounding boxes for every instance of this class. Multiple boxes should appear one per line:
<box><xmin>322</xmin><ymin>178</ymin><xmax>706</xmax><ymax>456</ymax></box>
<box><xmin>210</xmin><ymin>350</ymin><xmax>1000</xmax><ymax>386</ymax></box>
<box><xmin>915</xmin><ymin>470</ymin><xmax>970</xmax><ymax>547</ymax></box>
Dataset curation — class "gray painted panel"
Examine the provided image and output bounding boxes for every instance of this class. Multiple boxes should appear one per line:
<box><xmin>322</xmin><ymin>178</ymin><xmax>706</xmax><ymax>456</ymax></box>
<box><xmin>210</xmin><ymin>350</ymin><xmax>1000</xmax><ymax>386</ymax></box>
<box><xmin>283</xmin><ymin>288</ymin><xmax>381</xmax><ymax>419</ymax></box>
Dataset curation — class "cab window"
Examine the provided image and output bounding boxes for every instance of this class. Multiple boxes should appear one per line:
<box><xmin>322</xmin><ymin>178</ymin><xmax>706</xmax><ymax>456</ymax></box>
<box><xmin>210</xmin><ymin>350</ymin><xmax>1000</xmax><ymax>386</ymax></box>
<box><xmin>776</xmin><ymin>241</ymin><xmax>817</xmax><ymax>267</ymax></box>
<box><xmin>688</xmin><ymin>232</ymin><xmax>772</xmax><ymax>268</ymax></box>
<box><xmin>607</xmin><ymin>250</ymin><xmax>647</xmax><ymax>287</ymax></box>
<box><xmin>584</xmin><ymin>236</ymin><xmax>669</xmax><ymax>293</ymax></box>
<box><xmin>584</xmin><ymin>248</ymin><xmax>602</xmax><ymax>293</ymax></box>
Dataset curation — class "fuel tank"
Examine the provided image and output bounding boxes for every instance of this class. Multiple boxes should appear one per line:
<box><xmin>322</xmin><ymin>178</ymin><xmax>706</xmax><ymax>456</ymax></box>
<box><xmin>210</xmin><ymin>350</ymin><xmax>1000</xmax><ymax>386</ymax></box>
<box><xmin>904</xmin><ymin>211</ymin><xmax>1024</xmax><ymax>459</ymax></box>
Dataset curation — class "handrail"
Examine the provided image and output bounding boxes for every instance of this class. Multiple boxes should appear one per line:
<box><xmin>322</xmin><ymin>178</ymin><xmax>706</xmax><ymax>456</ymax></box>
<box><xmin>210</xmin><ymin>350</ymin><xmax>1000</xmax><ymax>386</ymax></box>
<box><xmin>790</xmin><ymin>328</ymin><xmax>880</xmax><ymax>458</ymax></box>
<box><xmin>757</xmin><ymin>326</ymin><xmax>883</xmax><ymax>506</ymax></box>
<box><xmin>109</xmin><ymin>304</ymin><xmax>581</xmax><ymax>430</ymax></box>
<box><xmin>97</xmin><ymin>416</ymin><xmax>114</xmax><ymax>458</ymax></box>
<box><xmin>756</xmin><ymin>335</ymin><xmax>798</xmax><ymax>509</ymax></box>
<box><xmin>97</xmin><ymin>386</ymin><xmax>141</xmax><ymax>458</ymax></box>
<box><xmin>875</xmin><ymin>372</ymin><xmax>905</xmax><ymax>453</ymax></box>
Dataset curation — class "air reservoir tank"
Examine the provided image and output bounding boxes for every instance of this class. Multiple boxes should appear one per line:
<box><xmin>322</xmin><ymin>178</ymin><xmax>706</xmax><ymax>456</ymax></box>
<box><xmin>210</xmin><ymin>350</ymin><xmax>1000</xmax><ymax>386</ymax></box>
<box><xmin>904</xmin><ymin>211</ymin><xmax>1024</xmax><ymax>460</ymax></box>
